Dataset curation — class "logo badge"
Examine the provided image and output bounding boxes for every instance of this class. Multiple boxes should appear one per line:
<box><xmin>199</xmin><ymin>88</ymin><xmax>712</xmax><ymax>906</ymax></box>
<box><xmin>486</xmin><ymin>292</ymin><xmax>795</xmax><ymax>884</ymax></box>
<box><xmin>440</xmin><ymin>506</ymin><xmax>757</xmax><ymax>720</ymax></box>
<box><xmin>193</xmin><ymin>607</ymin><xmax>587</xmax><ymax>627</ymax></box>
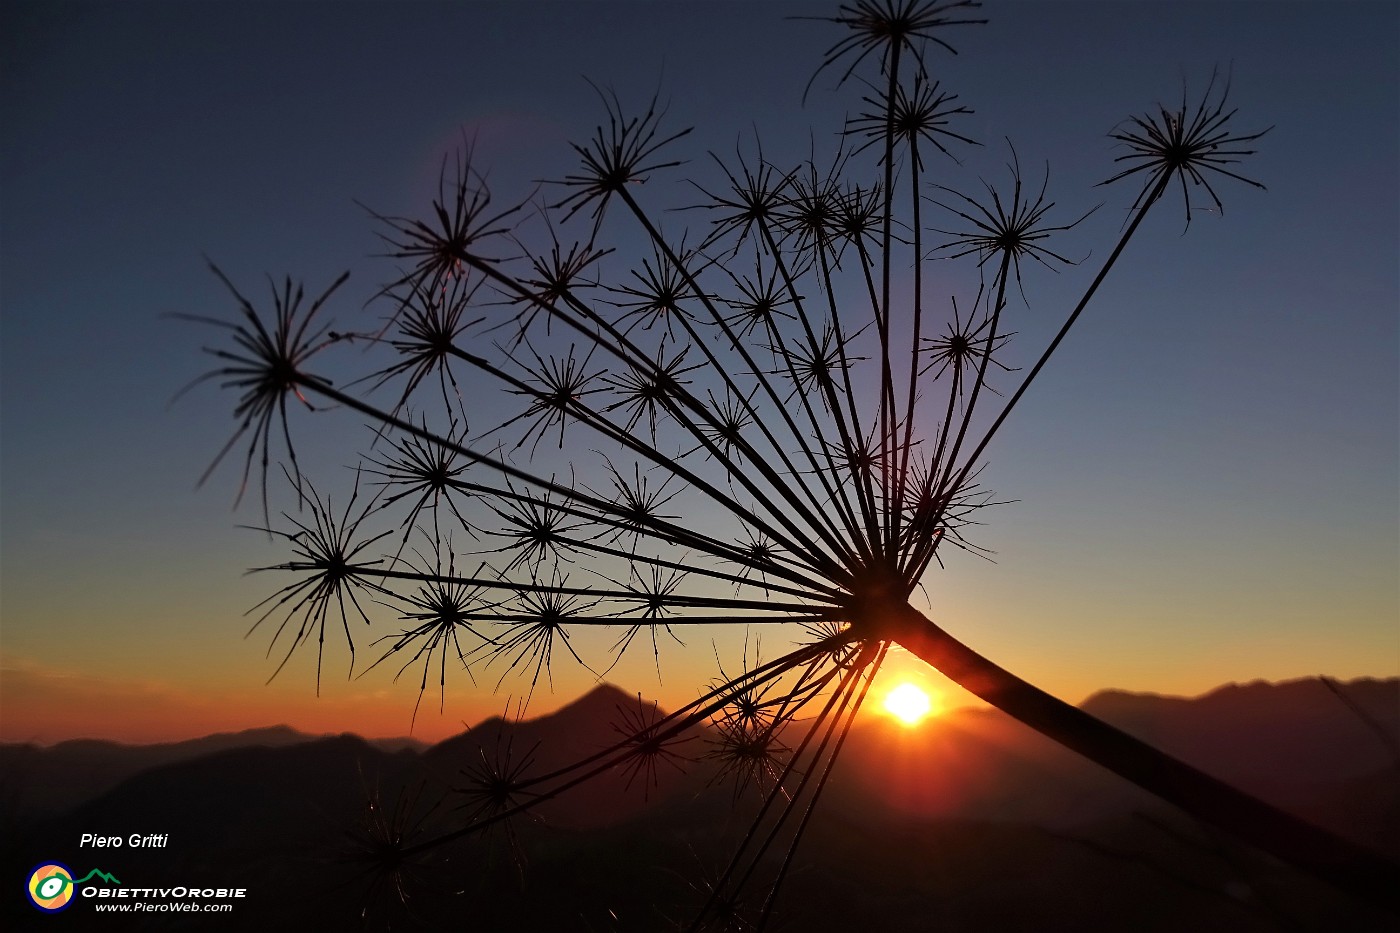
<box><xmin>26</xmin><ymin>863</ymin><xmax>76</xmax><ymax>913</ymax></box>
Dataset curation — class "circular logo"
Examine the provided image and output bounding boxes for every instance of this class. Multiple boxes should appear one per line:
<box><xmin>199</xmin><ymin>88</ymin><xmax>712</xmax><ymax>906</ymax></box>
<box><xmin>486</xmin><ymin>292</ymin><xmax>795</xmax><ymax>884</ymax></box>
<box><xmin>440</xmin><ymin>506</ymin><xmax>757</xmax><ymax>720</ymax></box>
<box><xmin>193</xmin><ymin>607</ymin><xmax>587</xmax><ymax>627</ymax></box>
<box><xmin>27</xmin><ymin>863</ymin><xmax>76</xmax><ymax>913</ymax></box>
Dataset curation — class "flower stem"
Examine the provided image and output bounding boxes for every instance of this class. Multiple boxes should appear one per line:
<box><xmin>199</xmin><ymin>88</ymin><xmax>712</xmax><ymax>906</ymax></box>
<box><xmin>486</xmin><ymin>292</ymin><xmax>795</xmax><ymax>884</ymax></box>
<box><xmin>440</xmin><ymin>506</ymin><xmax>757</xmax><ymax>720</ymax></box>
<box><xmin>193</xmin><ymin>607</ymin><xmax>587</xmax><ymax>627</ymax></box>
<box><xmin>884</xmin><ymin>602</ymin><xmax>1400</xmax><ymax>913</ymax></box>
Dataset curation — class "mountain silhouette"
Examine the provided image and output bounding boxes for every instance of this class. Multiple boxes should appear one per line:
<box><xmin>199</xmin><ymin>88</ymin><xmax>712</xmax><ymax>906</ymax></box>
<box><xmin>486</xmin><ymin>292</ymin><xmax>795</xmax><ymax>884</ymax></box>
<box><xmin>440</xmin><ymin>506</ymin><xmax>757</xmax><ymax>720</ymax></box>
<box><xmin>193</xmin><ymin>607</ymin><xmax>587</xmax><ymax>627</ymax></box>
<box><xmin>3</xmin><ymin>677</ymin><xmax>1395</xmax><ymax>931</ymax></box>
<box><xmin>420</xmin><ymin>683</ymin><xmax>703</xmax><ymax>829</ymax></box>
<box><xmin>1</xmin><ymin>724</ymin><xmax>426</xmax><ymax>820</ymax></box>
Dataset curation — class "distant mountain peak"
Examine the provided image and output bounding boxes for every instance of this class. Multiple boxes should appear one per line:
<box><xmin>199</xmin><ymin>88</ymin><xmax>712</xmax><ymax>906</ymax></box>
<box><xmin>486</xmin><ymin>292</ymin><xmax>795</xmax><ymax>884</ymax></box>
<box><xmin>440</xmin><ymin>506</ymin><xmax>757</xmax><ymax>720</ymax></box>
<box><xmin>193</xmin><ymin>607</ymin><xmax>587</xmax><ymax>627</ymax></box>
<box><xmin>1080</xmin><ymin>674</ymin><xmax>1398</xmax><ymax>712</ymax></box>
<box><xmin>570</xmin><ymin>682</ymin><xmax>654</xmax><ymax>713</ymax></box>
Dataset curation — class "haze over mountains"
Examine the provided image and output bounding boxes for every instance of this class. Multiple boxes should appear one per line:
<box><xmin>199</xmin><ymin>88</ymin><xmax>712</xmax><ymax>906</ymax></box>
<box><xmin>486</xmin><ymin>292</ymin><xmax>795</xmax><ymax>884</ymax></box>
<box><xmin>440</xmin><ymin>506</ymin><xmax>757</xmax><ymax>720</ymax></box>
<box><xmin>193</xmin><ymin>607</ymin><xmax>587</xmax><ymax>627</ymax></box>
<box><xmin>4</xmin><ymin>676</ymin><xmax>1396</xmax><ymax>931</ymax></box>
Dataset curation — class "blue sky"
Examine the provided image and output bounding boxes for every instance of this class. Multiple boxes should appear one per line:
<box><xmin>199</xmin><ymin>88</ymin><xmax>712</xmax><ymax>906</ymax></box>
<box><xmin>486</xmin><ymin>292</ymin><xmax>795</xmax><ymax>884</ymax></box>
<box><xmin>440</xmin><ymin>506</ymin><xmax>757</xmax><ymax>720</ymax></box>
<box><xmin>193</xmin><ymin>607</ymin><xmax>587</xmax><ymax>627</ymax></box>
<box><xmin>2</xmin><ymin>1</ymin><xmax>1396</xmax><ymax>742</ymax></box>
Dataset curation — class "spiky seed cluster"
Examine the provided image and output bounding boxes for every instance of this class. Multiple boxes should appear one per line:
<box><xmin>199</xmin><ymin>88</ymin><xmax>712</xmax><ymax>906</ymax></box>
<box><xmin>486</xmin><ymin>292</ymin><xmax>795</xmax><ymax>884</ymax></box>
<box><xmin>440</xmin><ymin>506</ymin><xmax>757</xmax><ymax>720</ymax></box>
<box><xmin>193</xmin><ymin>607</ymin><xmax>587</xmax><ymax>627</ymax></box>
<box><xmin>246</xmin><ymin>476</ymin><xmax>391</xmax><ymax>693</ymax></box>
<box><xmin>343</xmin><ymin>781</ymin><xmax>440</xmax><ymax>917</ymax></box>
<box><xmin>178</xmin><ymin>264</ymin><xmax>348</xmax><ymax>524</ymax></box>
<box><xmin>1101</xmin><ymin>69</ymin><xmax>1271</xmax><ymax>227</ymax></box>
<box><xmin>366</xmin><ymin>147</ymin><xmax>520</xmax><ymax>306</ymax></box>
<box><xmin>612</xmin><ymin>695</ymin><xmax>693</xmax><ymax>795</ymax></box>
<box><xmin>931</xmin><ymin>152</ymin><xmax>1094</xmax><ymax>297</ymax></box>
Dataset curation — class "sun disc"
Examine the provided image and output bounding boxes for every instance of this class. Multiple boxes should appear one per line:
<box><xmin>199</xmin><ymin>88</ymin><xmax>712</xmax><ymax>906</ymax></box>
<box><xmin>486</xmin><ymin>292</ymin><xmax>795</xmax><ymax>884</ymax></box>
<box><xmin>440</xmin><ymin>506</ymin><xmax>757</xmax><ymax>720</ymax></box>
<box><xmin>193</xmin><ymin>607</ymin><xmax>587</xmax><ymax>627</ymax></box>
<box><xmin>883</xmin><ymin>682</ymin><xmax>933</xmax><ymax>726</ymax></box>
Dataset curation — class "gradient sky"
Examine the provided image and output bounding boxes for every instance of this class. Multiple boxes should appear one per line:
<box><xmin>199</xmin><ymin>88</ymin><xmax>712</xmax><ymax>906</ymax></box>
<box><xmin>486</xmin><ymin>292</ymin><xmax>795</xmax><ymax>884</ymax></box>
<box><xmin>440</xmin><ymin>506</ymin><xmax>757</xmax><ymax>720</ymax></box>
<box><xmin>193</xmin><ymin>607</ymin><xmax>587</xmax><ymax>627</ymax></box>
<box><xmin>2</xmin><ymin>1</ymin><xmax>1396</xmax><ymax>745</ymax></box>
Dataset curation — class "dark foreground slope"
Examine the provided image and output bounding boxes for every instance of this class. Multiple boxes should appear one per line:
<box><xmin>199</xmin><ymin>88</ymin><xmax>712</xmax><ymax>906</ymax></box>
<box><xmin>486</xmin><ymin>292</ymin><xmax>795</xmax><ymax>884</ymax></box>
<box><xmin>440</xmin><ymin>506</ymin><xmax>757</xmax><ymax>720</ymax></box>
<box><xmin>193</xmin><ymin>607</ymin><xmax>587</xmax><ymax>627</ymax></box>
<box><xmin>3</xmin><ymin>678</ymin><xmax>1395</xmax><ymax>932</ymax></box>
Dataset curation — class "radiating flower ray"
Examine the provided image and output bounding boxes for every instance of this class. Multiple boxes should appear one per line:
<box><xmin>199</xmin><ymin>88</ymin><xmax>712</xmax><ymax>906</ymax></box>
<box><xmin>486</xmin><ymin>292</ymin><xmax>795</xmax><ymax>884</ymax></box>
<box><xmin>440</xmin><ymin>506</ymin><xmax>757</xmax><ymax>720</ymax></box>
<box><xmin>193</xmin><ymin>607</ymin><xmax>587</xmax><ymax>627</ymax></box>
<box><xmin>355</xmin><ymin>274</ymin><xmax>486</xmax><ymax>420</ymax></box>
<box><xmin>175</xmin><ymin>262</ymin><xmax>348</xmax><ymax>525</ymax></box>
<box><xmin>799</xmin><ymin>0</ymin><xmax>987</xmax><ymax>101</ymax></box>
<box><xmin>704</xmin><ymin>714</ymin><xmax>793</xmax><ymax>806</ymax></box>
<box><xmin>690</xmin><ymin>142</ymin><xmax>797</xmax><ymax>256</ymax></box>
<box><xmin>766</xmin><ymin>321</ymin><xmax>851</xmax><ymax>411</ymax></box>
<box><xmin>731</xmin><ymin>529</ymin><xmax>785</xmax><ymax>594</ymax></box>
<box><xmin>481</xmin><ymin>565</ymin><xmax>600</xmax><ymax>705</ymax></box>
<box><xmin>815</xmin><ymin>421</ymin><xmax>886</xmax><ymax>501</ymax></box>
<box><xmin>928</xmin><ymin>149</ymin><xmax>1095</xmax><ymax>299</ymax></box>
<box><xmin>361</xmin><ymin>544</ymin><xmax>495</xmax><ymax>730</ymax></box>
<box><xmin>361</xmin><ymin>143</ymin><xmax>522</xmax><ymax>314</ymax></box>
<box><xmin>595</xmin><ymin>562</ymin><xmax>689</xmax><ymax>678</ymax></box>
<box><xmin>775</xmin><ymin>153</ymin><xmax>849</xmax><ymax>263</ymax></box>
<box><xmin>919</xmin><ymin>287</ymin><xmax>1007</xmax><ymax>385</ymax></box>
<box><xmin>607</xmin><ymin>238</ymin><xmax>709</xmax><ymax>345</ymax></box>
<box><xmin>1100</xmin><ymin>68</ymin><xmax>1271</xmax><ymax>230</ymax></box>
<box><xmin>901</xmin><ymin>464</ymin><xmax>1008</xmax><ymax>581</ymax></box>
<box><xmin>493</xmin><ymin>340</ymin><xmax>610</xmax><ymax>456</ymax></box>
<box><xmin>709</xmin><ymin>636</ymin><xmax>781</xmax><ymax>738</ymax></box>
<box><xmin>685</xmin><ymin>390</ymin><xmax>761</xmax><ymax>473</ymax></box>
<box><xmin>610</xmin><ymin>693</ymin><xmax>695</xmax><ymax>797</ymax></box>
<box><xmin>554</xmin><ymin>82</ymin><xmax>693</xmax><ymax>236</ymax></box>
<box><xmin>600</xmin><ymin>342</ymin><xmax>703</xmax><ymax>441</ymax></box>
<box><xmin>243</xmin><ymin>471</ymin><xmax>392</xmax><ymax>693</ymax></box>
<box><xmin>481</xmin><ymin>478</ymin><xmax>590</xmax><ymax>573</ymax></box>
<box><xmin>339</xmin><ymin>774</ymin><xmax>445</xmax><ymax>925</ymax></box>
<box><xmin>833</xmin><ymin>178</ymin><xmax>884</xmax><ymax>256</ymax></box>
<box><xmin>715</xmin><ymin>257</ymin><xmax>797</xmax><ymax>340</ymax></box>
<box><xmin>455</xmin><ymin>722</ymin><xmax>540</xmax><ymax>879</ymax></box>
<box><xmin>583</xmin><ymin>458</ymin><xmax>682</xmax><ymax>551</ymax></box>
<box><xmin>846</xmin><ymin>71</ymin><xmax>979</xmax><ymax>170</ymax></box>
<box><xmin>505</xmin><ymin>217</ymin><xmax>611</xmax><ymax>345</ymax></box>
<box><xmin>363</xmin><ymin>415</ymin><xmax>480</xmax><ymax>562</ymax></box>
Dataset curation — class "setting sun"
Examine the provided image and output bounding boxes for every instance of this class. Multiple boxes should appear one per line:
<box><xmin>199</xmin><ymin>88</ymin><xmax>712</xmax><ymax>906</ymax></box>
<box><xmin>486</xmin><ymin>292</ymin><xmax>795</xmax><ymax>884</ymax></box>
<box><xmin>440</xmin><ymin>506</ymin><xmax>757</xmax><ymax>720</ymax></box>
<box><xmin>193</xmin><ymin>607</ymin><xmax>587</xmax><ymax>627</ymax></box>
<box><xmin>883</xmin><ymin>682</ymin><xmax>937</xmax><ymax>726</ymax></box>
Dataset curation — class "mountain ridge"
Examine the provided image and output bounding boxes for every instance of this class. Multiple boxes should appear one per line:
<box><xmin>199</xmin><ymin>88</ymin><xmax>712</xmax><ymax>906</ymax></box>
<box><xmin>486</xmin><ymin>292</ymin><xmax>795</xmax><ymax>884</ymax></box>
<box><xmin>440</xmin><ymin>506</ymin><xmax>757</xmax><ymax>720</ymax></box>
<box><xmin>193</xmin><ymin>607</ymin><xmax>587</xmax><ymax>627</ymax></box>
<box><xmin>3</xmin><ymin>676</ymin><xmax>1394</xmax><ymax>824</ymax></box>
<box><xmin>2</xmin><ymin>675</ymin><xmax>1394</xmax><ymax>931</ymax></box>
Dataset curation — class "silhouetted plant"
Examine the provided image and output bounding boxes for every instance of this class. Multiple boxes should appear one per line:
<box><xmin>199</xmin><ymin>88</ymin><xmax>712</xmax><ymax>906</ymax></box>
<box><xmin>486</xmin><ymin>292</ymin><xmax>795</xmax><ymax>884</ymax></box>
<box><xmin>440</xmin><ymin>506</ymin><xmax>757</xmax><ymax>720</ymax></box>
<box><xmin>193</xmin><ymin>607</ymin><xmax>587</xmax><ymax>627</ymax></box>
<box><xmin>186</xmin><ymin>0</ymin><xmax>1399</xmax><ymax>925</ymax></box>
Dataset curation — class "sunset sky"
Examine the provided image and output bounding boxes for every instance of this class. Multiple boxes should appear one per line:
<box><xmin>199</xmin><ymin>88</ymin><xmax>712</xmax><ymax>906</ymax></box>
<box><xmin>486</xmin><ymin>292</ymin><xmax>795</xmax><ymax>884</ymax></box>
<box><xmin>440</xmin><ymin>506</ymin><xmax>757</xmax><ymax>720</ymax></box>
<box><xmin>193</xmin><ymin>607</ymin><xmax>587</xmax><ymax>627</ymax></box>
<box><xmin>2</xmin><ymin>1</ymin><xmax>1396</xmax><ymax>745</ymax></box>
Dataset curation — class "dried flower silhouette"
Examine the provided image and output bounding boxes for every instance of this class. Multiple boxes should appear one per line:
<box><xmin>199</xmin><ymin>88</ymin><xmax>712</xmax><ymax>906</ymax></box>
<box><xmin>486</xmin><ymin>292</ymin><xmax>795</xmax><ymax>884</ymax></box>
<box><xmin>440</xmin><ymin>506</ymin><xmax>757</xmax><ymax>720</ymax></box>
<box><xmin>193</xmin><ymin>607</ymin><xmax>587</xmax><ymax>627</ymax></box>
<box><xmin>185</xmin><ymin>1</ymin><xmax>1398</xmax><ymax>926</ymax></box>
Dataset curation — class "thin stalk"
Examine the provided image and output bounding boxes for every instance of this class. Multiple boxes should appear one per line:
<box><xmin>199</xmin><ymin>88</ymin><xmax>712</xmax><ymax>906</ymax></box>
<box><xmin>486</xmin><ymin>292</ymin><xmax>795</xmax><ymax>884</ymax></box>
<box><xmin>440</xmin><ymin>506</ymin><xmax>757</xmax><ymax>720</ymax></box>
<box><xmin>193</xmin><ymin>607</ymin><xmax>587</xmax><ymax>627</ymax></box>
<box><xmin>757</xmin><ymin>642</ymin><xmax>886</xmax><ymax>930</ymax></box>
<box><xmin>876</xmin><ymin>42</ymin><xmax>903</xmax><ymax>561</ymax></box>
<box><xmin>930</xmin><ymin>249</ymin><xmax>1010</xmax><ymax>499</ymax></box>
<box><xmin>616</xmin><ymin>188</ymin><xmax>866</xmax><ymax>572</ymax></box>
<box><xmin>440</xmin><ymin>342</ymin><xmax>837</xmax><ymax>582</ymax></box>
<box><xmin>294</xmin><ymin>375</ymin><xmax>849</xmax><ymax>594</ymax></box>
<box><xmin>461</xmin><ymin>249</ymin><xmax>857</xmax><ymax>583</ymax></box>
<box><xmin>693</xmin><ymin>640</ymin><xmax>881</xmax><ymax>931</ymax></box>
<box><xmin>760</xmin><ymin>220</ymin><xmax>883</xmax><ymax>555</ymax></box>
<box><xmin>941</xmin><ymin>172</ymin><xmax>1172</xmax><ymax>521</ymax></box>
<box><xmin>894</xmin><ymin>145</ymin><xmax>926</xmax><ymax>552</ymax></box>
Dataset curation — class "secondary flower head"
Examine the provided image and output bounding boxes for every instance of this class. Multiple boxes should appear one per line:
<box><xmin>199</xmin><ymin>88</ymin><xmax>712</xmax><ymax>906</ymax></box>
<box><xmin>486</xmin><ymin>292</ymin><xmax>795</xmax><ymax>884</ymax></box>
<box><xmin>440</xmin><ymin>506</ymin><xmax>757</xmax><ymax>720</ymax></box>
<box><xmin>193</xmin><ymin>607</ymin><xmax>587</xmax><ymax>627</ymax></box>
<box><xmin>1101</xmin><ymin>68</ymin><xmax>1271</xmax><ymax>228</ymax></box>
